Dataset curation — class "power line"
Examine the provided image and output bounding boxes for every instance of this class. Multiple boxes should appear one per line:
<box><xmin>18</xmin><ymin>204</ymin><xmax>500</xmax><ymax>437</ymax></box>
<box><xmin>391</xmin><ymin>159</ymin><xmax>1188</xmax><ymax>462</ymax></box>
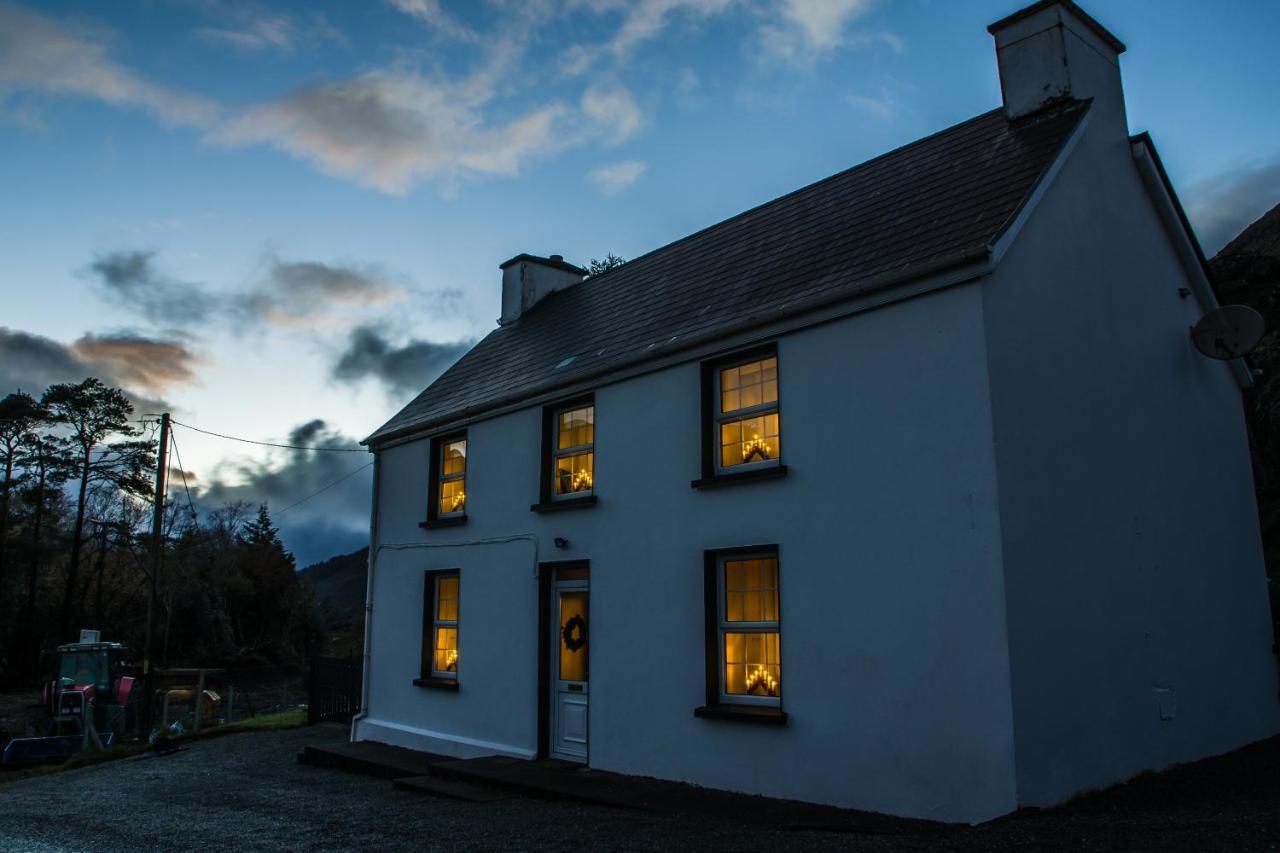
<box><xmin>276</xmin><ymin>460</ymin><xmax>374</xmax><ymax>516</ymax></box>
<box><xmin>170</xmin><ymin>419</ymin><xmax>365</xmax><ymax>452</ymax></box>
<box><xmin>169</xmin><ymin>430</ymin><xmax>199</xmax><ymax>522</ymax></box>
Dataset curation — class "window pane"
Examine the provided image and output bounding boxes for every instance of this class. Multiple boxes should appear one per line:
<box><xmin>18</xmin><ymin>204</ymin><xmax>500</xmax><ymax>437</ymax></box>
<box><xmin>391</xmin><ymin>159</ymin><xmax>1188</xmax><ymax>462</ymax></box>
<box><xmin>555</xmin><ymin>451</ymin><xmax>594</xmax><ymax>495</ymax></box>
<box><xmin>724</xmin><ymin>557</ymin><xmax>779</xmax><ymax>624</ymax></box>
<box><xmin>558</xmin><ymin>591</ymin><xmax>589</xmax><ymax>682</ymax></box>
<box><xmin>719</xmin><ymin>357</ymin><xmax>777</xmax><ymax>414</ymax></box>
<box><xmin>437</xmin><ymin>576</ymin><xmax>458</xmax><ymax>622</ymax></box>
<box><xmin>434</xmin><ymin>627</ymin><xmax>458</xmax><ymax>673</ymax></box>
<box><xmin>439</xmin><ymin>478</ymin><xmax>466</xmax><ymax>515</ymax></box>
<box><xmin>442</xmin><ymin>439</ymin><xmax>466</xmax><ymax>476</ymax></box>
<box><xmin>558</xmin><ymin>405</ymin><xmax>595</xmax><ymax>450</ymax></box>
<box><xmin>720</xmin><ymin>414</ymin><xmax>780</xmax><ymax>468</ymax></box>
<box><xmin>723</xmin><ymin>631</ymin><xmax>780</xmax><ymax>697</ymax></box>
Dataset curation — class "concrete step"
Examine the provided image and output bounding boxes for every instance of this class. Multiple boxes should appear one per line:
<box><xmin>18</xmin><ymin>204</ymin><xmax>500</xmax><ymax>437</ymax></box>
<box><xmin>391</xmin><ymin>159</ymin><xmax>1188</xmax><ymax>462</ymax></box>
<box><xmin>392</xmin><ymin>774</ymin><xmax>512</xmax><ymax>802</ymax></box>
<box><xmin>298</xmin><ymin>741</ymin><xmax>446</xmax><ymax>779</ymax></box>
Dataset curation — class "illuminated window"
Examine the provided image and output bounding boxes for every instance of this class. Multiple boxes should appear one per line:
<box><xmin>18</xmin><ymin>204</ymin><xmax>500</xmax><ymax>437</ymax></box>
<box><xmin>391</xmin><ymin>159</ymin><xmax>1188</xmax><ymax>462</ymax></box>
<box><xmin>421</xmin><ymin>570</ymin><xmax>459</xmax><ymax>682</ymax></box>
<box><xmin>438</xmin><ymin>438</ymin><xmax>467</xmax><ymax>516</ymax></box>
<box><xmin>426</xmin><ymin>432</ymin><xmax>467</xmax><ymax>527</ymax></box>
<box><xmin>553</xmin><ymin>403</ymin><xmax>594</xmax><ymax>498</ymax></box>
<box><xmin>717</xmin><ymin>551</ymin><xmax>781</xmax><ymax>706</ymax></box>
<box><xmin>715</xmin><ymin>355</ymin><xmax>780</xmax><ymax>472</ymax></box>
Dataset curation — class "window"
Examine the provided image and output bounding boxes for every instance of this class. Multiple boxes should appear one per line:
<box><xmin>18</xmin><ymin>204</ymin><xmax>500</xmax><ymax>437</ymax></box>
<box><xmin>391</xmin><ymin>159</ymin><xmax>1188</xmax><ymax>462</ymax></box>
<box><xmin>553</xmin><ymin>403</ymin><xmax>594</xmax><ymax>497</ymax></box>
<box><xmin>418</xmin><ymin>570</ymin><xmax>459</xmax><ymax>687</ymax></box>
<box><xmin>534</xmin><ymin>396</ymin><xmax>598</xmax><ymax>512</ymax></box>
<box><xmin>438</xmin><ymin>438</ymin><xmax>467</xmax><ymax>516</ymax></box>
<box><xmin>716</xmin><ymin>355</ymin><xmax>780</xmax><ymax>472</ymax></box>
<box><xmin>697</xmin><ymin>546</ymin><xmax>785</xmax><ymax>722</ymax></box>
<box><xmin>424</xmin><ymin>432</ymin><xmax>467</xmax><ymax>527</ymax></box>
<box><xmin>694</xmin><ymin>347</ymin><xmax>786</xmax><ymax>489</ymax></box>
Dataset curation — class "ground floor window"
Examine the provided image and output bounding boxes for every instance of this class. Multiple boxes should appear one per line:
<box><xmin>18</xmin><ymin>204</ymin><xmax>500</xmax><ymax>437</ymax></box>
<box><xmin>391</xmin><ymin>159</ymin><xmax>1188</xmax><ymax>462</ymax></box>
<box><xmin>703</xmin><ymin>546</ymin><xmax>782</xmax><ymax>709</ymax></box>
<box><xmin>421</xmin><ymin>570</ymin><xmax>459</xmax><ymax>682</ymax></box>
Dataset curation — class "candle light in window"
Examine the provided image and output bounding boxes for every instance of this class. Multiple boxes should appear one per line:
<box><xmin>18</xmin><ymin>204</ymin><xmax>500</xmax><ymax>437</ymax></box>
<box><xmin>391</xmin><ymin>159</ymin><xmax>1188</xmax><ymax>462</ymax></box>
<box><xmin>450</xmin><ymin>491</ymin><xmax>466</xmax><ymax>512</ymax></box>
<box><xmin>745</xmin><ymin>665</ymin><xmax>778</xmax><ymax>696</ymax></box>
<box><xmin>446</xmin><ymin>650</ymin><xmax>458</xmax><ymax>672</ymax></box>
<box><xmin>571</xmin><ymin>470</ymin><xmax>593</xmax><ymax>491</ymax></box>
<box><xmin>741</xmin><ymin>436</ymin><xmax>772</xmax><ymax>462</ymax></box>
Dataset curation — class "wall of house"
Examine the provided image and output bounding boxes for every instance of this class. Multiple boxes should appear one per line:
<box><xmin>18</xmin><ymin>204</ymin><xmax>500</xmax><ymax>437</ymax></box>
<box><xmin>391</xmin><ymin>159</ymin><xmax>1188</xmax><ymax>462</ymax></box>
<box><xmin>982</xmin><ymin>108</ymin><xmax>1280</xmax><ymax>807</ymax></box>
<box><xmin>355</xmin><ymin>281</ymin><xmax>1020</xmax><ymax>822</ymax></box>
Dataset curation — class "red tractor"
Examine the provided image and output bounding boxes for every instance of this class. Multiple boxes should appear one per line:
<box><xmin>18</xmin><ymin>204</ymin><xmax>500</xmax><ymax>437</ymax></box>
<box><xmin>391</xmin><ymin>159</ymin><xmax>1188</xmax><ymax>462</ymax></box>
<box><xmin>2</xmin><ymin>641</ymin><xmax>139</xmax><ymax>766</ymax></box>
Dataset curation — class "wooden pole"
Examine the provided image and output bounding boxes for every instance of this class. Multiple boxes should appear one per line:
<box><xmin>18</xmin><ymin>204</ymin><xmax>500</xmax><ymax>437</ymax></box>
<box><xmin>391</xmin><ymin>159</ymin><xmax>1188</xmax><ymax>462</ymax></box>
<box><xmin>139</xmin><ymin>413</ymin><xmax>169</xmax><ymax>740</ymax></box>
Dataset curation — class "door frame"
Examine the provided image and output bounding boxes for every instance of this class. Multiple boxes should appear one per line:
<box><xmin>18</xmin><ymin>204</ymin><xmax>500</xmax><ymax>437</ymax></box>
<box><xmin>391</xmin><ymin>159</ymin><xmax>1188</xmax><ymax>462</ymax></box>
<box><xmin>537</xmin><ymin>559</ymin><xmax>589</xmax><ymax>761</ymax></box>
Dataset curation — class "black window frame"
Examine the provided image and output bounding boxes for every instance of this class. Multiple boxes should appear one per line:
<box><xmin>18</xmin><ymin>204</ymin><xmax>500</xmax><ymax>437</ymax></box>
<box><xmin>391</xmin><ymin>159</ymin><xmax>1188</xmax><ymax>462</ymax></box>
<box><xmin>415</xmin><ymin>568</ymin><xmax>460</xmax><ymax>690</ymax></box>
<box><xmin>422</xmin><ymin>431</ymin><xmax>468</xmax><ymax>529</ymax></box>
<box><xmin>532</xmin><ymin>393</ymin><xmax>598</xmax><ymax>513</ymax></box>
<box><xmin>692</xmin><ymin>343</ymin><xmax>788</xmax><ymax>490</ymax></box>
<box><xmin>694</xmin><ymin>544</ymin><xmax>787</xmax><ymax>725</ymax></box>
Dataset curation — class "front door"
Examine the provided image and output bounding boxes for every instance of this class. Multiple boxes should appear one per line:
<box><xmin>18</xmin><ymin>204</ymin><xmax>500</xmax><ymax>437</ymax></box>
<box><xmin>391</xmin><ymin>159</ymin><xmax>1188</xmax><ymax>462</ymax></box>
<box><xmin>550</xmin><ymin>566</ymin><xmax>589</xmax><ymax>761</ymax></box>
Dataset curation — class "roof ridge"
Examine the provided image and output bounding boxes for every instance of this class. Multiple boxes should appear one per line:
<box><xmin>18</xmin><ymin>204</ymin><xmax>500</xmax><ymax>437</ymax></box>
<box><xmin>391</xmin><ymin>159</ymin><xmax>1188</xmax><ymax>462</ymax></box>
<box><xmin>574</xmin><ymin>106</ymin><xmax>1009</xmax><ymax>289</ymax></box>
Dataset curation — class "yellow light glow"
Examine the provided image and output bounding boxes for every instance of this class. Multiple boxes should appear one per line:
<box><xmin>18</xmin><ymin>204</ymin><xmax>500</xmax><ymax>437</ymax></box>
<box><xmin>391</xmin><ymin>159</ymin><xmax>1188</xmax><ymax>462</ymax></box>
<box><xmin>446</xmin><ymin>649</ymin><xmax>458</xmax><ymax>671</ymax></box>
<box><xmin>745</xmin><ymin>665</ymin><xmax>779</xmax><ymax>697</ymax></box>
<box><xmin>741</xmin><ymin>436</ymin><xmax>772</xmax><ymax>462</ymax></box>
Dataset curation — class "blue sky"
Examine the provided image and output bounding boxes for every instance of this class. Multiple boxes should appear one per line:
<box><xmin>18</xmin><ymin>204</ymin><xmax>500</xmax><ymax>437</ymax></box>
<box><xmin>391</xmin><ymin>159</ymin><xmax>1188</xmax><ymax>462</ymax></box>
<box><xmin>3</xmin><ymin>0</ymin><xmax>1279</xmax><ymax>565</ymax></box>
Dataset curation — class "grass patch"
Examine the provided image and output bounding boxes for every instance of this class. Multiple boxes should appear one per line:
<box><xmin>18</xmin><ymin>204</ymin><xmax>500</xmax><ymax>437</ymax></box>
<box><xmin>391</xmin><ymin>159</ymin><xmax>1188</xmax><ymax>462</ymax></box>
<box><xmin>0</xmin><ymin>708</ymin><xmax>310</xmax><ymax>786</ymax></box>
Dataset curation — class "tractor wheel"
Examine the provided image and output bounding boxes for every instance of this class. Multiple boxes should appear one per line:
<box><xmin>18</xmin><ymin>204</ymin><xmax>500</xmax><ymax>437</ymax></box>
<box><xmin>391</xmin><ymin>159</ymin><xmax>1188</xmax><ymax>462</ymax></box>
<box><xmin>105</xmin><ymin>705</ymin><xmax>126</xmax><ymax>741</ymax></box>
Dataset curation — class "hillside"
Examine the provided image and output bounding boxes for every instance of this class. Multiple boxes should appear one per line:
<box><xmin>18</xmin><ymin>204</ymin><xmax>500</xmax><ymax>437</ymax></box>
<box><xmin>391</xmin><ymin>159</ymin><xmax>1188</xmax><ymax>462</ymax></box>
<box><xmin>299</xmin><ymin>547</ymin><xmax>368</xmax><ymax>630</ymax></box>
<box><xmin>1210</xmin><ymin>202</ymin><xmax>1280</xmax><ymax>579</ymax></box>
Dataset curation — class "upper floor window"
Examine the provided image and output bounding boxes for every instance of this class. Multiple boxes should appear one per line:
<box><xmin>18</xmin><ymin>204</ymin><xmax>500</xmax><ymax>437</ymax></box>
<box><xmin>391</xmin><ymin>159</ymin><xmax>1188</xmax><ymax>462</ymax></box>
<box><xmin>553</xmin><ymin>403</ymin><xmax>594</xmax><ymax>498</ymax></box>
<box><xmin>438</xmin><ymin>437</ymin><xmax>467</xmax><ymax>516</ymax></box>
<box><xmin>715</xmin><ymin>354</ymin><xmax>780</xmax><ymax>472</ymax></box>
<box><xmin>424</xmin><ymin>432</ymin><xmax>467</xmax><ymax>528</ymax></box>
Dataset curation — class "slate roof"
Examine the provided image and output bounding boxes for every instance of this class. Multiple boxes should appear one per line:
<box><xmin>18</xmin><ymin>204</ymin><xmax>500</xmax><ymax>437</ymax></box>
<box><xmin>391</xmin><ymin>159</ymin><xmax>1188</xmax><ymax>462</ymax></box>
<box><xmin>367</xmin><ymin>100</ymin><xmax>1089</xmax><ymax>446</ymax></box>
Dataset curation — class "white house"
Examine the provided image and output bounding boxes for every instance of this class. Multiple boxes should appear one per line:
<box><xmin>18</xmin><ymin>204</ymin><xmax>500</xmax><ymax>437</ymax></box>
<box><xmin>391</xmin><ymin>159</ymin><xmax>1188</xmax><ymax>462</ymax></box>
<box><xmin>352</xmin><ymin>0</ymin><xmax>1280</xmax><ymax>823</ymax></box>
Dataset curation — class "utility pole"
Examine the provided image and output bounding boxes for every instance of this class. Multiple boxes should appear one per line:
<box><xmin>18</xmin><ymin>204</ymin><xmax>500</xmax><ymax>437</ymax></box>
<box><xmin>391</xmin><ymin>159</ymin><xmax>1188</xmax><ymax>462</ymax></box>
<box><xmin>90</xmin><ymin>519</ymin><xmax>108</xmax><ymax>629</ymax></box>
<box><xmin>140</xmin><ymin>412</ymin><xmax>169</xmax><ymax>740</ymax></box>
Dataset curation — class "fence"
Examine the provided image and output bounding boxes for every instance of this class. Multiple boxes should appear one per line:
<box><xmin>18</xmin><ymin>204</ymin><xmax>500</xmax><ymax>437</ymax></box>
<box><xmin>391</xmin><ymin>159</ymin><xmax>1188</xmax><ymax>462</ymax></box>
<box><xmin>308</xmin><ymin>655</ymin><xmax>363</xmax><ymax>725</ymax></box>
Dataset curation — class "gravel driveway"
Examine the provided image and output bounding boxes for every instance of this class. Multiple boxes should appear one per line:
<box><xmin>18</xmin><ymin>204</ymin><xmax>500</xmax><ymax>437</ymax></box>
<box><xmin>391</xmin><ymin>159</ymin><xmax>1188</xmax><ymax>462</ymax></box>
<box><xmin>2</xmin><ymin>724</ymin><xmax>1278</xmax><ymax>852</ymax></box>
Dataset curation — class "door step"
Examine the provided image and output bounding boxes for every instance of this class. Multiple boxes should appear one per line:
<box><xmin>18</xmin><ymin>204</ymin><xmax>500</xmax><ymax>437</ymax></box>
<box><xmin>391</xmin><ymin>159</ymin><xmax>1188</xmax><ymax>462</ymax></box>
<box><xmin>393</xmin><ymin>774</ymin><xmax>512</xmax><ymax>802</ymax></box>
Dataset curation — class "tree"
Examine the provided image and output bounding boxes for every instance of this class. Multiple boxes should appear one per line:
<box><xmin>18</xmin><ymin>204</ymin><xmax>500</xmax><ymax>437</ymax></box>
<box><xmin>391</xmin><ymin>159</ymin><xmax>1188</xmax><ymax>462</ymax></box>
<box><xmin>587</xmin><ymin>253</ymin><xmax>627</xmax><ymax>276</ymax></box>
<box><xmin>0</xmin><ymin>392</ymin><xmax>44</xmax><ymax>588</ymax></box>
<box><xmin>41</xmin><ymin>379</ymin><xmax>155</xmax><ymax>642</ymax></box>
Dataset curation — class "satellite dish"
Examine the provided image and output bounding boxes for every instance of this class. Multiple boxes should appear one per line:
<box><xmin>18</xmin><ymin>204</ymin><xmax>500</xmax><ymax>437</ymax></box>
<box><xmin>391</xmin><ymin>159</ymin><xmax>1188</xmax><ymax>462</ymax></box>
<box><xmin>1191</xmin><ymin>305</ymin><xmax>1265</xmax><ymax>360</ymax></box>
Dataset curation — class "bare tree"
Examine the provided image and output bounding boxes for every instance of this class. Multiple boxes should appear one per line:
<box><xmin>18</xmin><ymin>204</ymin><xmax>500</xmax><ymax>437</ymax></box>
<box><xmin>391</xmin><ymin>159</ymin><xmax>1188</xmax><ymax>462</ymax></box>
<box><xmin>0</xmin><ymin>391</ymin><xmax>44</xmax><ymax>589</ymax></box>
<box><xmin>41</xmin><ymin>379</ymin><xmax>155</xmax><ymax>642</ymax></box>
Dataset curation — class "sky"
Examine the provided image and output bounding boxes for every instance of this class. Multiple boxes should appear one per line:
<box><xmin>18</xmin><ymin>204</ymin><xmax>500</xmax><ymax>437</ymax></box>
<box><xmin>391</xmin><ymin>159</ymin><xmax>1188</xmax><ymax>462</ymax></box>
<box><xmin>3</xmin><ymin>0</ymin><xmax>1279</xmax><ymax>566</ymax></box>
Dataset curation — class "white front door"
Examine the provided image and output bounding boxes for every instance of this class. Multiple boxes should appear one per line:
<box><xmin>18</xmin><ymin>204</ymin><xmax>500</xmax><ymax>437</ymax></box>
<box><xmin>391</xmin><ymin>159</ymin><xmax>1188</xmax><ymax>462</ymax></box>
<box><xmin>550</xmin><ymin>574</ymin><xmax>589</xmax><ymax>762</ymax></box>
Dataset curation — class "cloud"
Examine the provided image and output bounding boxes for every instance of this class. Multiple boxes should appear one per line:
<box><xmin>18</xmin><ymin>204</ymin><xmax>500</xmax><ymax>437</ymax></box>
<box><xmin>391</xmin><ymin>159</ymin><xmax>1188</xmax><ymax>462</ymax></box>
<box><xmin>562</xmin><ymin>0</ymin><xmax>734</xmax><ymax>75</ymax></box>
<box><xmin>754</xmin><ymin>0</ymin><xmax>899</xmax><ymax>67</ymax></box>
<box><xmin>1186</xmin><ymin>155</ymin><xmax>1280</xmax><ymax>256</ymax></box>
<box><xmin>589</xmin><ymin>160</ymin><xmax>647</xmax><ymax>195</ymax></box>
<box><xmin>237</xmin><ymin>257</ymin><xmax>406</xmax><ymax>326</ymax></box>
<box><xmin>580</xmin><ymin>84</ymin><xmax>643</xmax><ymax>143</ymax></box>
<box><xmin>387</xmin><ymin>0</ymin><xmax>481</xmax><ymax>43</ymax></box>
<box><xmin>331</xmin><ymin>325</ymin><xmax>471</xmax><ymax>396</ymax></box>
<box><xmin>194</xmin><ymin>17</ymin><xmax>296</xmax><ymax>53</ymax></box>
<box><xmin>0</xmin><ymin>1</ymin><xmax>218</xmax><ymax>127</ymax></box>
<box><xmin>70</xmin><ymin>332</ymin><xmax>199</xmax><ymax>394</ymax></box>
<box><xmin>846</xmin><ymin>87</ymin><xmax>897</xmax><ymax>122</ymax></box>
<box><xmin>210</xmin><ymin>71</ymin><xmax>569</xmax><ymax>195</ymax></box>
<box><xmin>87</xmin><ymin>250</ymin><xmax>219</xmax><ymax>326</ymax></box>
<box><xmin>0</xmin><ymin>326</ymin><xmax>189</xmax><ymax>412</ymax></box>
<box><xmin>196</xmin><ymin>419</ymin><xmax>372</xmax><ymax>567</ymax></box>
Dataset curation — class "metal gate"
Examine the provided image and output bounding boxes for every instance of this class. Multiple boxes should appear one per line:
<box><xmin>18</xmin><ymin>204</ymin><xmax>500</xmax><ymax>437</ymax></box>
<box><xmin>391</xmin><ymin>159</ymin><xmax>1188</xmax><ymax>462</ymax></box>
<box><xmin>308</xmin><ymin>656</ymin><xmax>363</xmax><ymax>725</ymax></box>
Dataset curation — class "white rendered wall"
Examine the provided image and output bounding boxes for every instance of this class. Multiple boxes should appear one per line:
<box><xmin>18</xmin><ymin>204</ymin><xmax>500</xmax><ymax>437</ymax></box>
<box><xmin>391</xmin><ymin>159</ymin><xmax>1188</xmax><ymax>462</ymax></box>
<box><xmin>356</xmin><ymin>282</ymin><xmax>1020</xmax><ymax>822</ymax></box>
<box><xmin>981</xmin><ymin>109</ymin><xmax>1280</xmax><ymax>807</ymax></box>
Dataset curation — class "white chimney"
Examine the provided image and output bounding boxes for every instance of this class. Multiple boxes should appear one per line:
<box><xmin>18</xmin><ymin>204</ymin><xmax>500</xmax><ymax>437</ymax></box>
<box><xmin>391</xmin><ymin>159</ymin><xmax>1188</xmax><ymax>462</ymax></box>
<box><xmin>988</xmin><ymin>1</ymin><xmax>1127</xmax><ymax>125</ymax></box>
<box><xmin>499</xmin><ymin>253</ymin><xmax>587</xmax><ymax>325</ymax></box>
